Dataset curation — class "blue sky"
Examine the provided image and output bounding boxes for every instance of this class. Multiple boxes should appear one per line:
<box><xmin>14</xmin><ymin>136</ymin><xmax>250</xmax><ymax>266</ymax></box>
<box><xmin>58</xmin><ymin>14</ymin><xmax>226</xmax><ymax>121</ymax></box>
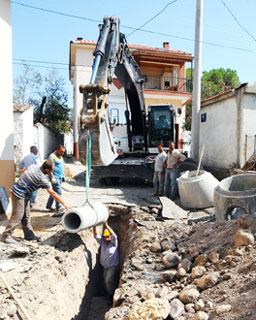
<box><xmin>11</xmin><ymin>0</ymin><xmax>256</xmax><ymax>106</ymax></box>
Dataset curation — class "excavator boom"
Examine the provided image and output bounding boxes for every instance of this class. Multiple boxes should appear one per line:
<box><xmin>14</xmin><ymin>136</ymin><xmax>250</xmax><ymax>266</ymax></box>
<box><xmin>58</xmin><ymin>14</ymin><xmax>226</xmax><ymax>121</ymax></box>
<box><xmin>79</xmin><ymin>16</ymin><xmax>146</xmax><ymax>166</ymax></box>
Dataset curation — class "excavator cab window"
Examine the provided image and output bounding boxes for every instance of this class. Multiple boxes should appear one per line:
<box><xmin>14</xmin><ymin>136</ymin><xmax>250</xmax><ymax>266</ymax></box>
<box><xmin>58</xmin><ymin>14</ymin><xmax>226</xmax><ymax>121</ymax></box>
<box><xmin>148</xmin><ymin>107</ymin><xmax>174</xmax><ymax>147</ymax></box>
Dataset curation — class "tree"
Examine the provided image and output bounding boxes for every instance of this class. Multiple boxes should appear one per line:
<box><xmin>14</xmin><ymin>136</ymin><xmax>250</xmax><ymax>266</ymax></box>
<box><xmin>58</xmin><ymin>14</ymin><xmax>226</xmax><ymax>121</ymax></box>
<box><xmin>201</xmin><ymin>68</ymin><xmax>240</xmax><ymax>99</ymax></box>
<box><xmin>13</xmin><ymin>65</ymin><xmax>42</xmax><ymax>105</ymax></box>
<box><xmin>184</xmin><ymin>67</ymin><xmax>240</xmax><ymax>130</ymax></box>
<box><xmin>13</xmin><ymin>66</ymin><xmax>71</xmax><ymax>134</ymax></box>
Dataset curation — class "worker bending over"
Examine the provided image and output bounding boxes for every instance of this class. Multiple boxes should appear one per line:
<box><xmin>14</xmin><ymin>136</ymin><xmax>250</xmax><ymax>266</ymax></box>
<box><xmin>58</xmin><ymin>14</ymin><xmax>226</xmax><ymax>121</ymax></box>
<box><xmin>93</xmin><ymin>222</ymin><xmax>119</xmax><ymax>296</ymax></box>
<box><xmin>1</xmin><ymin>160</ymin><xmax>71</xmax><ymax>244</ymax></box>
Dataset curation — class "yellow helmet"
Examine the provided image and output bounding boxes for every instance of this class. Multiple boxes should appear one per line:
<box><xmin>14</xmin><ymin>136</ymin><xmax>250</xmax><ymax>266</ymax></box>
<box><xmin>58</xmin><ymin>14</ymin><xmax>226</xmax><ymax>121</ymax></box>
<box><xmin>103</xmin><ymin>229</ymin><xmax>110</xmax><ymax>237</ymax></box>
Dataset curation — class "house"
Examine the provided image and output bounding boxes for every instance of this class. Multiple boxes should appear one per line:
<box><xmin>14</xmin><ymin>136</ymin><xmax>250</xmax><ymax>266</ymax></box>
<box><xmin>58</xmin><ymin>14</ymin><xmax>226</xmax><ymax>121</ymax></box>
<box><xmin>0</xmin><ymin>0</ymin><xmax>14</xmax><ymax>197</ymax></box>
<box><xmin>69</xmin><ymin>38</ymin><xmax>193</xmax><ymax>157</ymax></box>
<box><xmin>13</xmin><ymin>105</ymin><xmax>34</xmax><ymax>164</ymax></box>
<box><xmin>200</xmin><ymin>83</ymin><xmax>256</xmax><ymax>174</ymax></box>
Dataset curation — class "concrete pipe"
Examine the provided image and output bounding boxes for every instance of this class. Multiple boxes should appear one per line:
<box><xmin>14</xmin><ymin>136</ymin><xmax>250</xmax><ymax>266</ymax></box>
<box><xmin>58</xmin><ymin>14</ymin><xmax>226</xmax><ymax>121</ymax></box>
<box><xmin>177</xmin><ymin>170</ymin><xmax>219</xmax><ymax>209</ymax></box>
<box><xmin>214</xmin><ymin>173</ymin><xmax>256</xmax><ymax>222</ymax></box>
<box><xmin>62</xmin><ymin>202</ymin><xmax>109</xmax><ymax>233</ymax></box>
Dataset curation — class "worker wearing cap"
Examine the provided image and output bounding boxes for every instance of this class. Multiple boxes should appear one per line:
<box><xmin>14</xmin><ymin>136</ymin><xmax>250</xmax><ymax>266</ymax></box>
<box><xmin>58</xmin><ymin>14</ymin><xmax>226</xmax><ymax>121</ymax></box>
<box><xmin>93</xmin><ymin>222</ymin><xmax>119</xmax><ymax>296</ymax></box>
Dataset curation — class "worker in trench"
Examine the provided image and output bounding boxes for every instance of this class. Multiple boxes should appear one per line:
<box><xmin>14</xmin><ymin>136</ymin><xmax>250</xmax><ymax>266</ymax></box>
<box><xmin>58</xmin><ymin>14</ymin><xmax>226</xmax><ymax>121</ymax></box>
<box><xmin>93</xmin><ymin>222</ymin><xmax>119</xmax><ymax>297</ymax></box>
<box><xmin>1</xmin><ymin>160</ymin><xmax>71</xmax><ymax>244</ymax></box>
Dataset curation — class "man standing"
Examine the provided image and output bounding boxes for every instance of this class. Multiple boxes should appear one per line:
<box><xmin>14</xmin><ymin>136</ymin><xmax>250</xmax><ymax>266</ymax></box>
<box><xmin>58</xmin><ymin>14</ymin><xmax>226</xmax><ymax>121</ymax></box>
<box><xmin>164</xmin><ymin>141</ymin><xmax>186</xmax><ymax>200</ymax></box>
<box><xmin>46</xmin><ymin>145</ymin><xmax>66</xmax><ymax>215</ymax></box>
<box><xmin>1</xmin><ymin>160</ymin><xmax>71</xmax><ymax>244</ymax></box>
<box><xmin>19</xmin><ymin>146</ymin><xmax>40</xmax><ymax>207</ymax></box>
<box><xmin>93</xmin><ymin>222</ymin><xmax>119</xmax><ymax>296</ymax></box>
<box><xmin>149</xmin><ymin>144</ymin><xmax>167</xmax><ymax>196</ymax></box>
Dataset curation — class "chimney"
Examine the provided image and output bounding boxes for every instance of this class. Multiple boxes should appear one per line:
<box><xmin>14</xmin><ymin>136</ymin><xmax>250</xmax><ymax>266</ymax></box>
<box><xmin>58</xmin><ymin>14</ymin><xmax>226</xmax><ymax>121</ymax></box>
<box><xmin>77</xmin><ymin>37</ymin><xmax>83</xmax><ymax>41</ymax></box>
<box><xmin>163</xmin><ymin>42</ymin><xmax>170</xmax><ymax>49</ymax></box>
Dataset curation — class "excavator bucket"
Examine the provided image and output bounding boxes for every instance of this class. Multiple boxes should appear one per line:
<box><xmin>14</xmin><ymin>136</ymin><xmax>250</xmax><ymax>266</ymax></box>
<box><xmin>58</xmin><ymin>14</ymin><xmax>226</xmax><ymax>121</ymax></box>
<box><xmin>79</xmin><ymin>84</ymin><xmax>118</xmax><ymax>166</ymax></box>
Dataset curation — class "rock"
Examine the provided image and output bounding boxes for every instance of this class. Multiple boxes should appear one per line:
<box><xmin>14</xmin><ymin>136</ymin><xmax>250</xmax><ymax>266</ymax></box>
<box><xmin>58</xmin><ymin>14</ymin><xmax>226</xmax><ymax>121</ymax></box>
<box><xmin>166</xmin><ymin>290</ymin><xmax>179</xmax><ymax>301</ymax></box>
<box><xmin>195</xmin><ymin>254</ymin><xmax>208</xmax><ymax>266</ymax></box>
<box><xmin>162</xmin><ymin>252</ymin><xmax>180</xmax><ymax>268</ymax></box>
<box><xmin>195</xmin><ymin>299</ymin><xmax>205</xmax><ymax>311</ymax></box>
<box><xmin>185</xmin><ymin>303</ymin><xmax>195</xmax><ymax>313</ymax></box>
<box><xmin>234</xmin><ymin>229</ymin><xmax>254</xmax><ymax>247</ymax></box>
<box><xmin>215</xmin><ymin>304</ymin><xmax>232</xmax><ymax>314</ymax></box>
<box><xmin>169</xmin><ymin>298</ymin><xmax>184</xmax><ymax>319</ymax></box>
<box><xmin>198</xmin><ymin>272</ymin><xmax>219</xmax><ymax>290</ymax></box>
<box><xmin>223</xmin><ymin>273</ymin><xmax>232</xmax><ymax>280</ymax></box>
<box><xmin>131</xmin><ymin>258</ymin><xmax>144</xmax><ymax>271</ymax></box>
<box><xmin>128</xmin><ymin>298</ymin><xmax>170</xmax><ymax>320</ymax></box>
<box><xmin>179</xmin><ymin>288</ymin><xmax>200</xmax><ymax>304</ymax></box>
<box><xmin>162</xmin><ymin>270</ymin><xmax>177</xmax><ymax>283</ymax></box>
<box><xmin>206</xmin><ymin>301</ymin><xmax>214</xmax><ymax>309</ymax></box>
<box><xmin>155</xmin><ymin>286</ymin><xmax>169</xmax><ymax>298</ymax></box>
<box><xmin>151</xmin><ymin>208</ymin><xmax>159</xmax><ymax>214</ymax></box>
<box><xmin>191</xmin><ymin>266</ymin><xmax>206</xmax><ymax>279</ymax></box>
<box><xmin>161</xmin><ymin>239</ymin><xmax>176</xmax><ymax>251</ymax></box>
<box><xmin>178</xmin><ymin>258</ymin><xmax>192</xmax><ymax>272</ymax></box>
<box><xmin>176</xmin><ymin>268</ymin><xmax>186</xmax><ymax>278</ymax></box>
<box><xmin>195</xmin><ymin>311</ymin><xmax>209</xmax><ymax>320</ymax></box>
<box><xmin>151</xmin><ymin>242</ymin><xmax>162</xmax><ymax>253</ymax></box>
<box><xmin>208</xmin><ymin>252</ymin><xmax>219</xmax><ymax>264</ymax></box>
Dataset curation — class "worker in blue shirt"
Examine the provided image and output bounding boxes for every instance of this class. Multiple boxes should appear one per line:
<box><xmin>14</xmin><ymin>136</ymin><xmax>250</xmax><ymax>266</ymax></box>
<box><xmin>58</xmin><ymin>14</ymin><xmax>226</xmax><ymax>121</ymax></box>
<box><xmin>93</xmin><ymin>222</ymin><xmax>119</xmax><ymax>296</ymax></box>
<box><xmin>46</xmin><ymin>145</ymin><xmax>66</xmax><ymax>216</ymax></box>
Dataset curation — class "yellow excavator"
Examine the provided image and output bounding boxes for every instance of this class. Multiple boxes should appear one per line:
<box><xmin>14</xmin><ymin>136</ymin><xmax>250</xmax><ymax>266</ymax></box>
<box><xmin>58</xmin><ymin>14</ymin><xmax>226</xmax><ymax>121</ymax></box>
<box><xmin>79</xmin><ymin>16</ymin><xmax>197</xmax><ymax>184</ymax></box>
<box><xmin>79</xmin><ymin>16</ymin><xmax>146</xmax><ymax>166</ymax></box>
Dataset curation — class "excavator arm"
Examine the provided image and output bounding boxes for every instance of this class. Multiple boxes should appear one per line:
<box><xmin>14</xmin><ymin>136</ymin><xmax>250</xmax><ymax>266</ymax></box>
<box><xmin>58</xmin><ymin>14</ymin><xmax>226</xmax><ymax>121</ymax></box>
<box><xmin>79</xmin><ymin>16</ymin><xmax>146</xmax><ymax>166</ymax></box>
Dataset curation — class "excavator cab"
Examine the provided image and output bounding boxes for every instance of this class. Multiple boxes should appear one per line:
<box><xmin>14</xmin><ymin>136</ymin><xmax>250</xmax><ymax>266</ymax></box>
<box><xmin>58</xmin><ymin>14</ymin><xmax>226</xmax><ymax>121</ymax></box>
<box><xmin>148</xmin><ymin>105</ymin><xmax>175</xmax><ymax>148</ymax></box>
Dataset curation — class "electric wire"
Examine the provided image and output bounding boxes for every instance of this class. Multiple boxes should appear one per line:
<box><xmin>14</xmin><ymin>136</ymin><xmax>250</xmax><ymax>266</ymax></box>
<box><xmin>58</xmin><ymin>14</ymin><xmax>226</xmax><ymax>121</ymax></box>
<box><xmin>126</xmin><ymin>0</ymin><xmax>178</xmax><ymax>38</ymax></box>
<box><xmin>11</xmin><ymin>0</ymin><xmax>255</xmax><ymax>53</ymax></box>
<box><xmin>220</xmin><ymin>0</ymin><xmax>256</xmax><ymax>43</ymax></box>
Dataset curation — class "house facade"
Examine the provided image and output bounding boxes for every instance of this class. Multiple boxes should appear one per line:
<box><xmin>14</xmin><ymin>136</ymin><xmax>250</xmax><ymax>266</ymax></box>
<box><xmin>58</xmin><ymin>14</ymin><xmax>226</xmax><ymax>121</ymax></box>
<box><xmin>200</xmin><ymin>83</ymin><xmax>256</xmax><ymax>171</ymax></box>
<box><xmin>0</xmin><ymin>0</ymin><xmax>14</xmax><ymax>196</ymax></box>
<box><xmin>69</xmin><ymin>39</ymin><xmax>193</xmax><ymax>157</ymax></box>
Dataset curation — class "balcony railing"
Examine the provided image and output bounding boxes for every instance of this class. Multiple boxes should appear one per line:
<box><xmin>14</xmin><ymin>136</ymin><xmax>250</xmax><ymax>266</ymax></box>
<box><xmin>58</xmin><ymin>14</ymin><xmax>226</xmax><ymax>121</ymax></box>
<box><xmin>143</xmin><ymin>74</ymin><xmax>192</xmax><ymax>93</ymax></box>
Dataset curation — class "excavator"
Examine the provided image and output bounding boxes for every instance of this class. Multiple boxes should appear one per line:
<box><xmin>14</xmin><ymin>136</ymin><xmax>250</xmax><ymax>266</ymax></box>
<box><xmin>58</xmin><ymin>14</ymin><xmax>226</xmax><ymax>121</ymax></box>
<box><xmin>79</xmin><ymin>16</ymin><xmax>195</xmax><ymax>184</ymax></box>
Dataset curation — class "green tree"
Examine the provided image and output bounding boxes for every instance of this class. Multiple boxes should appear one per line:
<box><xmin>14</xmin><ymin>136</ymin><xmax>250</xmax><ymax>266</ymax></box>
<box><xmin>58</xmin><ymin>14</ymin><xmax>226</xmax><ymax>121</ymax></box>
<box><xmin>13</xmin><ymin>66</ymin><xmax>71</xmax><ymax>134</ymax></box>
<box><xmin>201</xmin><ymin>68</ymin><xmax>240</xmax><ymax>99</ymax></box>
<box><xmin>184</xmin><ymin>67</ymin><xmax>240</xmax><ymax>130</ymax></box>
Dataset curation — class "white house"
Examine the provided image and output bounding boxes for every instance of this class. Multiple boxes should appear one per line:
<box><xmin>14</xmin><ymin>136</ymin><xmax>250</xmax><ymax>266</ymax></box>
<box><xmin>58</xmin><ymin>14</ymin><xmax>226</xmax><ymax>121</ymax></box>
<box><xmin>200</xmin><ymin>83</ymin><xmax>256</xmax><ymax>171</ymax></box>
<box><xmin>0</xmin><ymin>0</ymin><xmax>14</xmax><ymax>196</ymax></box>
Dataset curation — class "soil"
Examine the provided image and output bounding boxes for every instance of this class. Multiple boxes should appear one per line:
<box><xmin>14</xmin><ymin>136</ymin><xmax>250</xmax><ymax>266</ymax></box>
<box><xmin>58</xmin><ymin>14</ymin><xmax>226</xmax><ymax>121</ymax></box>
<box><xmin>0</xmin><ymin>161</ymin><xmax>256</xmax><ymax>320</ymax></box>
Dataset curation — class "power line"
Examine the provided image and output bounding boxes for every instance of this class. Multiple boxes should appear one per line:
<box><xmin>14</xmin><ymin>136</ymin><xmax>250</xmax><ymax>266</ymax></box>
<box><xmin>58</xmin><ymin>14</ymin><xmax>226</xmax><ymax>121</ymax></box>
<box><xmin>13</xmin><ymin>62</ymin><xmax>69</xmax><ymax>71</ymax></box>
<box><xmin>11</xmin><ymin>1</ymin><xmax>255</xmax><ymax>53</ymax></box>
<box><xmin>220</xmin><ymin>0</ymin><xmax>256</xmax><ymax>43</ymax></box>
<box><xmin>126</xmin><ymin>0</ymin><xmax>178</xmax><ymax>38</ymax></box>
<box><xmin>11</xmin><ymin>1</ymin><xmax>101</xmax><ymax>24</ymax></box>
<box><xmin>13</xmin><ymin>58</ymin><xmax>69</xmax><ymax>66</ymax></box>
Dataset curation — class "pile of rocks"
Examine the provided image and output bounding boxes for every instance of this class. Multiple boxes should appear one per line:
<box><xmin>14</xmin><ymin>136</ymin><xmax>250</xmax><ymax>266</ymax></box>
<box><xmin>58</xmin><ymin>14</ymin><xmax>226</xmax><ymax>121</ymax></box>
<box><xmin>105</xmin><ymin>209</ymin><xmax>256</xmax><ymax>320</ymax></box>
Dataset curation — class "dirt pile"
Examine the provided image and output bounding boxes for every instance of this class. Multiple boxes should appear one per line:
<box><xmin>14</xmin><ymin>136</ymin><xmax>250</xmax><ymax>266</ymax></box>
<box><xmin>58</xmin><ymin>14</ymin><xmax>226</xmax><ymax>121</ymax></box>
<box><xmin>105</xmin><ymin>210</ymin><xmax>256</xmax><ymax>320</ymax></box>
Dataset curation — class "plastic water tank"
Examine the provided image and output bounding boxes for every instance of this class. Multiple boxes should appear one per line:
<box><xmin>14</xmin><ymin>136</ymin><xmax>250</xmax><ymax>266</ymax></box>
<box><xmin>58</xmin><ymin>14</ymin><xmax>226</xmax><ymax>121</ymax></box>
<box><xmin>177</xmin><ymin>170</ymin><xmax>219</xmax><ymax>209</ymax></box>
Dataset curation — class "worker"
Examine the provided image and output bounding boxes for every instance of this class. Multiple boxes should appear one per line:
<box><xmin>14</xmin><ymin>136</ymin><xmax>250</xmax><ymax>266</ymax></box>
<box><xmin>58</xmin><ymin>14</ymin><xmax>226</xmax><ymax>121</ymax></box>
<box><xmin>156</xmin><ymin>115</ymin><xmax>169</xmax><ymax>128</ymax></box>
<box><xmin>148</xmin><ymin>144</ymin><xmax>167</xmax><ymax>196</ymax></box>
<box><xmin>19</xmin><ymin>146</ymin><xmax>40</xmax><ymax>208</ymax></box>
<box><xmin>1</xmin><ymin>160</ymin><xmax>71</xmax><ymax>244</ymax></box>
<box><xmin>164</xmin><ymin>141</ymin><xmax>186</xmax><ymax>200</ymax></box>
<box><xmin>93</xmin><ymin>222</ymin><xmax>119</xmax><ymax>296</ymax></box>
<box><xmin>46</xmin><ymin>145</ymin><xmax>66</xmax><ymax>216</ymax></box>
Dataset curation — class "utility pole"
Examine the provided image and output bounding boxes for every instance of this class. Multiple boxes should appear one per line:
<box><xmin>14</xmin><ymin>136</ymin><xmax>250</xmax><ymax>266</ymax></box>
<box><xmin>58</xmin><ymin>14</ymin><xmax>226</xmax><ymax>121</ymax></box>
<box><xmin>191</xmin><ymin>0</ymin><xmax>204</xmax><ymax>161</ymax></box>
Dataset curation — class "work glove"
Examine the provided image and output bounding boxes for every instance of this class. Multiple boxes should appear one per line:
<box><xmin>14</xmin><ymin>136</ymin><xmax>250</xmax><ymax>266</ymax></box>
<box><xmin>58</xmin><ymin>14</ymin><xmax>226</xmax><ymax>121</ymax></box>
<box><xmin>51</xmin><ymin>176</ymin><xmax>57</xmax><ymax>184</ymax></box>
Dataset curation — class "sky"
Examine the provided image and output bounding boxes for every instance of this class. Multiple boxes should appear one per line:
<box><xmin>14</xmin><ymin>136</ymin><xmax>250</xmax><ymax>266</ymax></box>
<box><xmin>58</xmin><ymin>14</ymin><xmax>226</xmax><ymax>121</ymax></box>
<box><xmin>11</xmin><ymin>0</ymin><xmax>256</xmax><ymax>107</ymax></box>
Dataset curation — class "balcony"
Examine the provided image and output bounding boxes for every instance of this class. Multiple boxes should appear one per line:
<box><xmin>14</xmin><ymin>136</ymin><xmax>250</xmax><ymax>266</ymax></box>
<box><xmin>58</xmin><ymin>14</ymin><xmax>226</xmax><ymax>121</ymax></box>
<box><xmin>143</xmin><ymin>74</ymin><xmax>192</xmax><ymax>93</ymax></box>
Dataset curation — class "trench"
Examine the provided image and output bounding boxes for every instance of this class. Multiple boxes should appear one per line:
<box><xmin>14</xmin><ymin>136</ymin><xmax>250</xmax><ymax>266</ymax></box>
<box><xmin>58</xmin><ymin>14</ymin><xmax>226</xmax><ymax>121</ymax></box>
<box><xmin>72</xmin><ymin>204</ymin><xmax>131</xmax><ymax>320</ymax></box>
